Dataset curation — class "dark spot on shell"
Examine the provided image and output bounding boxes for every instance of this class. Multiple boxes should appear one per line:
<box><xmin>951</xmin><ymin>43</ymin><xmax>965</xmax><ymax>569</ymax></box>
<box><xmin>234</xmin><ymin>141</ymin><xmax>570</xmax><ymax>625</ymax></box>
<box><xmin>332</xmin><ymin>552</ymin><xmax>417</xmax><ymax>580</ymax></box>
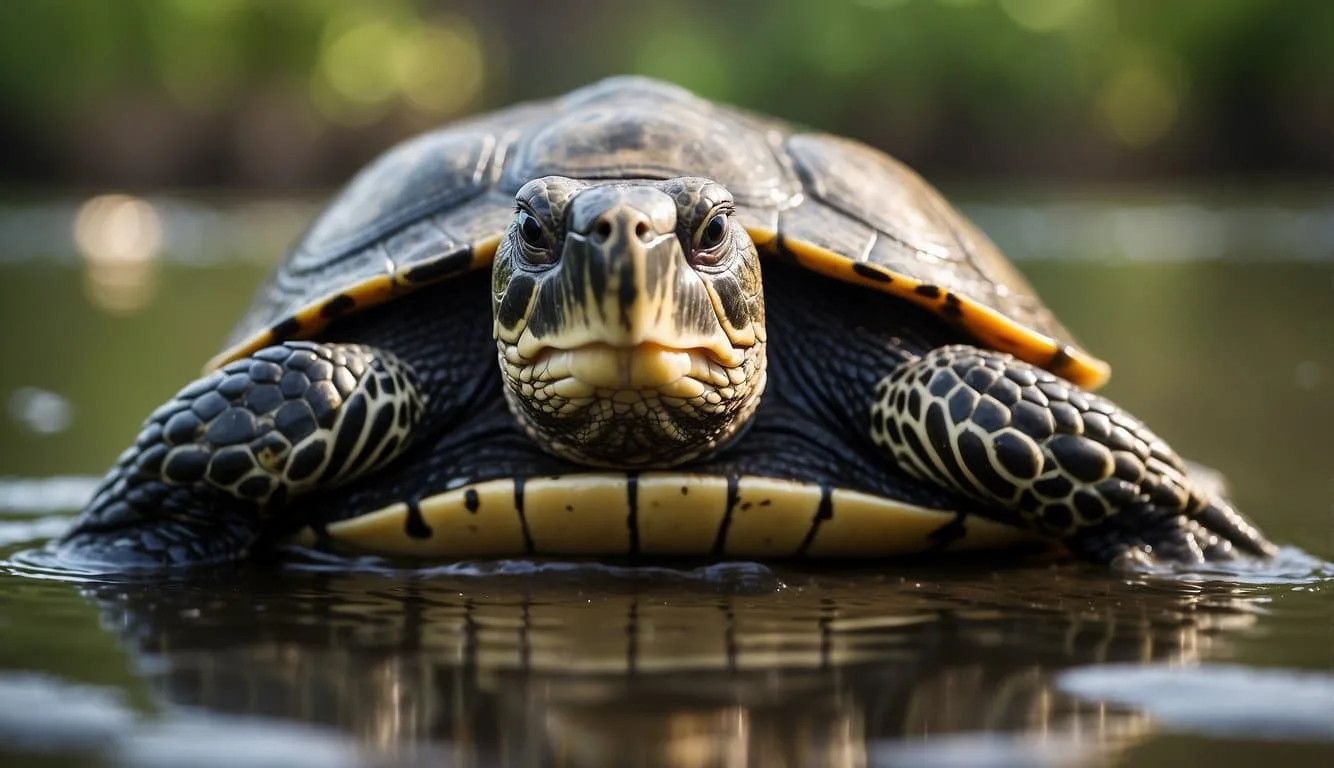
<box><xmin>914</xmin><ymin>284</ymin><xmax>941</xmax><ymax>298</ymax></box>
<box><xmin>1049</xmin><ymin>346</ymin><xmax>1074</xmax><ymax>370</ymax></box>
<box><xmin>270</xmin><ymin>317</ymin><xmax>303</xmax><ymax>338</ymax></box>
<box><xmin>402</xmin><ymin>249</ymin><xmax>473</xmax><ymax>284</ymax></box>
<box><xmin>464</xmin><ymin>488</ymin><xmax>480</xmax><ymax>513</ymax></box>
<box><xmin>319</xmin><ymin>293</ymin><xmax>356</xmax><ymax>318</ymax></box>
<box><xmin>852</xmin><ymin>263</ymin><xmax>893</xmax><ymax>282</ymax></box>
<box><xmin>405</xmin><ymin>499</ymin><xmax>432</xmax><ymax>539</ymax></box>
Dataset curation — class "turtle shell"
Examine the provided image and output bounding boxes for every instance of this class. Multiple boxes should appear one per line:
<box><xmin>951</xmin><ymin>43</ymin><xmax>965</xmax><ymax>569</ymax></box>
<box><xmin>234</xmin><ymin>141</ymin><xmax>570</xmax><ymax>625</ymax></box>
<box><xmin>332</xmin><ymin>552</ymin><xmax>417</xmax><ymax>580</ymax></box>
<box><xmin>210</xmin><ymin>77</ymin><xmax>1109</xmax><ymax>389</ymax></box>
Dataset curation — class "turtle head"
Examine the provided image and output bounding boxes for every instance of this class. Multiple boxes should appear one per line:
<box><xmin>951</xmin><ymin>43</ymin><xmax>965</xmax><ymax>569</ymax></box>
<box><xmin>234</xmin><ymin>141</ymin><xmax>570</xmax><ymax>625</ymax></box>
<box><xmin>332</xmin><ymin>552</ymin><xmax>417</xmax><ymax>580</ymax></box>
<box><xmin>492</xmin><ymin>176</ymin><xmax>767</xmax><ymax>467</ymax></box>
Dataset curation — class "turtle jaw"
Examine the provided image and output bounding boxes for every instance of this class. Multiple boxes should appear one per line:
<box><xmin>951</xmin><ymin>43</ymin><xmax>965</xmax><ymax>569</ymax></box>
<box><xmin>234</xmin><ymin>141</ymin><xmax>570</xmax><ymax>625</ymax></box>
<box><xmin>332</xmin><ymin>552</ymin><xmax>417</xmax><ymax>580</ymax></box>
<box><xmin>497</xmin><ymin>338</ymin><xmax>766</xmax><ymax>468</ymax></box>
<box><xmin>491</xmin><ymin>176</ymin><xmax>767</xmax><ymax>468</ymax></box>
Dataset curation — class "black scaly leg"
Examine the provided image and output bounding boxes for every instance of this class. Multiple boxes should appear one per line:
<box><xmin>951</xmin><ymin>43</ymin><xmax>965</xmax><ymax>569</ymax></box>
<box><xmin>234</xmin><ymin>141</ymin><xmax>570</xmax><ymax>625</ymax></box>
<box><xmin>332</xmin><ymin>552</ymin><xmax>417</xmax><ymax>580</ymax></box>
<box><xmin>869</xmin><ymin>345</ymin><xmax>1275</xmax><ymax>566</ymax></box>
<box><xmin>57</xmin><ymin>341</ymin><xmax>425</xmax><ymax>568</ymax></box>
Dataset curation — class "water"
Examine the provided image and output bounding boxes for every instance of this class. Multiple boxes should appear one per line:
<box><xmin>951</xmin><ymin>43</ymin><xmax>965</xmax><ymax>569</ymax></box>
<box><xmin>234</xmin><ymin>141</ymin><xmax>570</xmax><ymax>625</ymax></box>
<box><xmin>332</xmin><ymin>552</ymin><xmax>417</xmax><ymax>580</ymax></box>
<box><xmin>1</xmin><ymin>192</ymin><xmax>1332</xmax><ymax>766</ymax></box>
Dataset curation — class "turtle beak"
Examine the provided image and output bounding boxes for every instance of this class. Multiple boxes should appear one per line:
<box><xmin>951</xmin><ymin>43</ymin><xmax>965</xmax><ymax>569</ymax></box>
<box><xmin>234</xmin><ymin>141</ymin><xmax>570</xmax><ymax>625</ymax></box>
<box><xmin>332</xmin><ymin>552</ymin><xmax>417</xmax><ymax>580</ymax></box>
<box><xmin>514</xmin><ymin>186</ymin><xmax>741</xmax><ymax>370</ymax></box>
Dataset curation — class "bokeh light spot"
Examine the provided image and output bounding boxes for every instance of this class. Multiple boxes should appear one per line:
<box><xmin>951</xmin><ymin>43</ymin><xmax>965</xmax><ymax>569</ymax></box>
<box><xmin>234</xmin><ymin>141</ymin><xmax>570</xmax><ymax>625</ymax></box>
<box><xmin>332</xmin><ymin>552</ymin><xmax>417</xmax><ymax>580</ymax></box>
<box><xmin>322</xmin><ymin>19</ymin><xmax>401</xmax><ymax>106</ymax></box>
<box><xmin>74</xmin><ymin>195</ymin><xmax>163</xmax><ymax>265</ymax></box>
<box><xmin>74</xmin><ymin>195</ymin><xmax>163</xmax><ymax>314</ymax></box>
<box><xmin>999</xmin><ymin>0</ymin><xmax>1089</xmax><ymax>33</ymax></box>
<box><xmin>393</xmin><ymin>19</ymin><xmax>485</xmax><ymax>116</ymax></box>
<box><xmin>1096</xmin><ymin>63</ymin><xmax>1180</xmax><ymax>147</ymax></box>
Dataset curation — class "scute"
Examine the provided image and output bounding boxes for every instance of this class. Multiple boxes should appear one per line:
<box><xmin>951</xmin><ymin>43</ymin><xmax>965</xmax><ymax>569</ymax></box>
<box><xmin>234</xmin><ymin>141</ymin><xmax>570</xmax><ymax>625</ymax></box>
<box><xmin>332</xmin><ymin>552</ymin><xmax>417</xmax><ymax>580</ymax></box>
<box><xmin>291</xmin><ymin>128</ymin><xmax>495</xmax><ymax>274</ymax></box>
<box><xmin>502</xmin><ymin>78</ymin><xmax>800</xmax><ymax>208</ymax></box>
<box><xmin>784</xmin><ymin>134</ymin><xmax>1072</xmax><ymax>347</ymax></box>
<box><xmin>215</xmin><ymin>76</ymin><xmax>1105</xmax><ymax>389</ymax></box>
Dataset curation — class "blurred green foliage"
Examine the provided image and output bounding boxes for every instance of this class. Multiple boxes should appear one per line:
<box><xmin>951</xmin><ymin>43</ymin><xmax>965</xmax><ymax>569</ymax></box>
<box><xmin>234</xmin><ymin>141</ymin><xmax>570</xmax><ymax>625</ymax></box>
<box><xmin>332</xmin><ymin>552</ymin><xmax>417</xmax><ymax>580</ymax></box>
<box><xmin>0</xmin><ymin>0</ymin><xmax>1329</xmax><ymax>185</ymax></box>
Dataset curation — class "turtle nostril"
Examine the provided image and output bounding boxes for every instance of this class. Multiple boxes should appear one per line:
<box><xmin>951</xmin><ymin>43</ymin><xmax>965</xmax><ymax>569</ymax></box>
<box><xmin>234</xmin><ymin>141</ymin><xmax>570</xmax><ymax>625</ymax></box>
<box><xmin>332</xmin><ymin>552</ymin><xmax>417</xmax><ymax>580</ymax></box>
<box><xmin>592</xmin><ymin>219</ymin><xmax>614</xmax><ymax>243</ymax></box>
<box><xmin>634</xmin><ymin>220</ymin><xmax>651</xmax><ymax>242</ymax></box>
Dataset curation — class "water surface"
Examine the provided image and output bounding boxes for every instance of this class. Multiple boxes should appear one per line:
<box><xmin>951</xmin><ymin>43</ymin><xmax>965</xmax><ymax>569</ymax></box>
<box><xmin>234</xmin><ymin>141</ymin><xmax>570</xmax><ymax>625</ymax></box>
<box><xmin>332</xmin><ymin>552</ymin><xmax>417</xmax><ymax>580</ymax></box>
<box><xmin>1</xmin><ymin>192</ymin><xmax>1331</xmax><ymax>766</ymax></box>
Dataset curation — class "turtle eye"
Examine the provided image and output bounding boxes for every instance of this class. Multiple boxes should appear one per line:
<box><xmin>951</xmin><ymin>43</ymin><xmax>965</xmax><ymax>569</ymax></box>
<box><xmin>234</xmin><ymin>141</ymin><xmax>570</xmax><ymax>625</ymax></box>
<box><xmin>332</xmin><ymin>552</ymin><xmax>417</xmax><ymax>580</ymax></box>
<box><xmin>515</xmin><ymin>210</ymin><xmax>555</xmax><ymax>265</ymax></box>
<box><xmin>691</xmin><ymin>210</ymin><xmax>732</xmax><ymax>266</ymax></box>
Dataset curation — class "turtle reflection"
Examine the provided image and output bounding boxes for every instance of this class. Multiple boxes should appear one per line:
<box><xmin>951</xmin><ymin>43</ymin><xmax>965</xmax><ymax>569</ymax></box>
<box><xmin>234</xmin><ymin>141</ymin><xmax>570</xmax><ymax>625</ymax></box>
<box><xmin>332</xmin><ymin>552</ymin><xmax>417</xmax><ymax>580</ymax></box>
<box><xmin>82</xmin><ymin>563</ymin><xmax>1261</xmax><ymax>766</ymax></box>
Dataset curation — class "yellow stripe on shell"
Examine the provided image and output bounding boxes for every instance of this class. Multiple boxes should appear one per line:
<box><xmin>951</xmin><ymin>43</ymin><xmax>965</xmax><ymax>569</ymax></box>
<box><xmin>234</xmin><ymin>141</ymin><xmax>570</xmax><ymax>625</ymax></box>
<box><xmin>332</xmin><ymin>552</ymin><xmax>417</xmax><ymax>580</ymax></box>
<box><xmin>748</xmin><ymin>227</ymin><xmax>1112</xmax><ymax>390</ymax></box>
<box><xmin>303</xmin><ymin>474</ymin><xmax>1046</xmax><ymax>557</ymax></box>
<box><xmin>203</xmin><ymin>235</ymin><xmax>502</xmax><ymax>372</ymax></box>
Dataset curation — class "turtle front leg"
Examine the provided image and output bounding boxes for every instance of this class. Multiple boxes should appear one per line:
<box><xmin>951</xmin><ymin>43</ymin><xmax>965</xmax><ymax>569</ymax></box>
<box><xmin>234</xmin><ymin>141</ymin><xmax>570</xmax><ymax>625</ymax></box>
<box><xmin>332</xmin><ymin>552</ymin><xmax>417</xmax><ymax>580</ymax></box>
<box><xmin>869</xmin><ymin>345</ymin><xmax>1275</xmax><ymax>566</ymax></box>
<box><xmin>58</xmin><ymin>341</ymin><xmax>425</xmax><ymax>568</ymax></box>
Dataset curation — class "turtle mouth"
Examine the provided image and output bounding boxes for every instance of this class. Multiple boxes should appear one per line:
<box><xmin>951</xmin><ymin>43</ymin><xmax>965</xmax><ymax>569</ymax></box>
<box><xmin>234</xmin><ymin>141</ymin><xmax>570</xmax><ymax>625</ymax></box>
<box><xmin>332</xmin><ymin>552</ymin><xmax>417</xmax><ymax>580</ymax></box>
<box><xmin>502</xmin><ymin>342</ymin><xmax>745</xmax><ymax>395</ymax></box>
<box><xmin>497</xmin><ymin>339</ymin><xmax>766</xmax><ymax>467</ymax></box>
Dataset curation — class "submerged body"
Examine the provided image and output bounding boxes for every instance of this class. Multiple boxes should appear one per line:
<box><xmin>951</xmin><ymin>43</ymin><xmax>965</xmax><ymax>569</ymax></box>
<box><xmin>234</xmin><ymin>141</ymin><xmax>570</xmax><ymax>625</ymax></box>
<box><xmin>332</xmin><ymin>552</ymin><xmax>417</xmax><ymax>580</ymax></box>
<box><xmin>59</xmin><ymin>77</ymin><xmax>1274</xmax><ymax>568</ymax></box>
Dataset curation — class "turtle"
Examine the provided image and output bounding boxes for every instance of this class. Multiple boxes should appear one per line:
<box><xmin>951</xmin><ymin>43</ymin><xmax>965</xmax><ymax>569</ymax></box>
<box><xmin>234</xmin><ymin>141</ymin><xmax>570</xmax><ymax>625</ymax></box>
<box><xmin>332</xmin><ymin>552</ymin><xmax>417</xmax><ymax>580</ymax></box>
<box><xmin>57</xmin><ymin>77</ymin><xmax>1274</xmax><ymax>569</ymax></box>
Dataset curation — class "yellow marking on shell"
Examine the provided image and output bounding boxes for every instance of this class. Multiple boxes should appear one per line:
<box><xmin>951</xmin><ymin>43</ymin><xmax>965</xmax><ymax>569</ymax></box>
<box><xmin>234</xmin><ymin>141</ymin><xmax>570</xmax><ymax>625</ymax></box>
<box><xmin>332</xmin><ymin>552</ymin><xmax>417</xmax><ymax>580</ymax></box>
<box><xmin>323</xmin><ymin>482</ymin><xmax>529</xmax><ymax>555</ymax></box>
<box><xmin>747</xmin><ymin>226</ymin><xmax>1111</xmax><ymax>390</ymax></box>
<box><xmin>204</xmin><ymin>235</ymin><xmax>501</xmax><ymax>372</ymax></box>
<box><xmin>522</xmin><ymin>475</ymin><xmax>635</xmax><ymax>553</ymax></box>
<box><xmin>305</xmin><ymin>473</ymin><xmax>1045</xmax><ymax>557</ymax></box>
<box><xmin>806</xmin><ymin>489</ymin><xmax>1040</xmax><ymax>556</ymax></box>
<box><xmin>723</xmin><ymin>477</ymin><xmax>822</xmax><ymax>555</ymax></box>
<box><xmin>637</xmin><ymin>475</ymin><xmax>728</xmax><ymax>553</ymax></box>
